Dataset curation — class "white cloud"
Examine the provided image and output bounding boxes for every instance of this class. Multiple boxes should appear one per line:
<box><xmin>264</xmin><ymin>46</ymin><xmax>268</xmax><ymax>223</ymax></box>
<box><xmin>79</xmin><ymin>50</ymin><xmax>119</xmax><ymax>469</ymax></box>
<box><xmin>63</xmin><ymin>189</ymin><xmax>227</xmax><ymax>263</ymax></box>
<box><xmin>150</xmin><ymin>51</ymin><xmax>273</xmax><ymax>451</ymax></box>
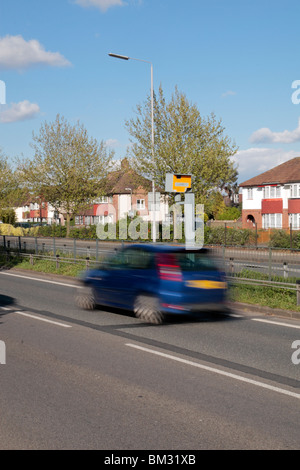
<box><xmin>105</xmin><ymin>138</ymin><xmax>120</xmax><ymax>147</ymax></box>
<box><xmin>74</xmin><ymin>0</ymin><xmax>125</xmax><ymax>12</ymax></box>
<box><xmin>250</xmin><ymin>118</ymin><xmax>300</xmax><ymax>144</ymax></box>
<box><xmin>0</xmin><ymin>35</ymin><xmax>71</xmax><ymax>70</ymax></box>
<box><xmin>233</xmin><ymin>148</ymin><xmax>300</xmax><ymax>183</ymax></box>
<box><xmin>221</xmin><ymin>90</ymin><xmax>236</xmax><ymax>98</ymax></box>
<box><xmin>0</xmin><ymin>100</ymin><xmax>40</xmax><ymax>123</ymax></box>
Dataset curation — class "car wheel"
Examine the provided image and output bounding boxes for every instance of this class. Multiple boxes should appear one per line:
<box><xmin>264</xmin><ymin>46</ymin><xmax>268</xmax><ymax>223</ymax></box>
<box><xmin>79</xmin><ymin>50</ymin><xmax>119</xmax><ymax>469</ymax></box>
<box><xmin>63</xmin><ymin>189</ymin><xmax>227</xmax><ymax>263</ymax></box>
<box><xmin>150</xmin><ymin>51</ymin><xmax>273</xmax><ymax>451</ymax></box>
<box><xmin>75</xmin><ymin>286</ymin><xmax>96</xmax><ymax>310</ymax></box>
<box><xmin>134</xmin><ymin>295</ymin><xmax>163</xmax><ymax>324</ymax></box>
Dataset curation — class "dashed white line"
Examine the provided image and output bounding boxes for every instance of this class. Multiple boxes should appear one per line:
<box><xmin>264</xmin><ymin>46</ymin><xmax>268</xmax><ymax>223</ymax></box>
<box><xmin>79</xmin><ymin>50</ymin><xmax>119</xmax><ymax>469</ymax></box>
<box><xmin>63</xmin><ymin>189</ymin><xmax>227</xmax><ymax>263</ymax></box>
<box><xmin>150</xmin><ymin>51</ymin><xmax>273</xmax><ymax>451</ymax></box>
<box><xmin>252</xmin><ymin>318</ymin><xmax>300</xmax><ymax>329</ymax></box>
<box><xmin>14</xmin><ymin>311</ymin><xmax>72</xmax><ymax>328</ymax></box>
<box><xmin>126</xmin><ymin>343</ymin><xmax>300</xmax><ymax>400</ymax></box>
<box><xmin>0</xmin><ymin>271</ymin><xmax>77</xmax><ymax>288</ymax></box>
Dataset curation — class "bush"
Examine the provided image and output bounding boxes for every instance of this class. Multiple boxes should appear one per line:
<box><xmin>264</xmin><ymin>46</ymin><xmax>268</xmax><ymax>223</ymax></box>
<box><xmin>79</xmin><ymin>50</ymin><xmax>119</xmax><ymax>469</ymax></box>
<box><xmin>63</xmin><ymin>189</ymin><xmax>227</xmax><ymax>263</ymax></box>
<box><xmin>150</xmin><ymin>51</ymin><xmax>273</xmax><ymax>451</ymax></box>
<box><xmin>205</xmin><ymin>226</ymin><xmax>255</xmax><ymax>246</ymax></box>
<box><xmin>216</xmin><ymin>207</ymin><xmax>241</xmax><ymax>220</ymax></box>
<box><xmin>269</xmin><ymin>229</ymin><xmax>300</xmax><ymax>249</ymax></box>
<box><xmin>36</xmin><ymin>225</ymin><xmax>67</xmax><ymax>238</ymax></box>
<box><xmin>0</xmin><ymin>223</ymin><xmax>25</xmax><ymax>236</ymax></box>
<box><xmin>268</xmin><ymin>230</ymin><xmax>291</xmax><ymax>249</ymax></box>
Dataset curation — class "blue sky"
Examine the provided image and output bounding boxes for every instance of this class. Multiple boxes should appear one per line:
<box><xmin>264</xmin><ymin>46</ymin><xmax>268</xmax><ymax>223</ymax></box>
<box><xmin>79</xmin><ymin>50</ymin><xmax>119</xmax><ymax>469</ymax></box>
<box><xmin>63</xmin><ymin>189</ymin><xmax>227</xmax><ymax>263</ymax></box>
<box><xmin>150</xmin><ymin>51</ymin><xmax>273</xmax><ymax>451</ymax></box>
<box><xmin>1</xmin><ymin>0</ymin><xmax>300</xmax><ymax>184</ymax></box>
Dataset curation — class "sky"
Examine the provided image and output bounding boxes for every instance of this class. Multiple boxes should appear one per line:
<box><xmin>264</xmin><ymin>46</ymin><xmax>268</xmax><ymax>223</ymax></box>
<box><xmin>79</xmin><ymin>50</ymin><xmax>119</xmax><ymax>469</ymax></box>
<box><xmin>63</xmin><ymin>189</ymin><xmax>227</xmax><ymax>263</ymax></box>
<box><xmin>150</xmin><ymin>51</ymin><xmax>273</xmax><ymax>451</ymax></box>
<box><xmin>1</xmin><ymin>0</ymin><xmax>300</xmax><ymax>184</ymax></box>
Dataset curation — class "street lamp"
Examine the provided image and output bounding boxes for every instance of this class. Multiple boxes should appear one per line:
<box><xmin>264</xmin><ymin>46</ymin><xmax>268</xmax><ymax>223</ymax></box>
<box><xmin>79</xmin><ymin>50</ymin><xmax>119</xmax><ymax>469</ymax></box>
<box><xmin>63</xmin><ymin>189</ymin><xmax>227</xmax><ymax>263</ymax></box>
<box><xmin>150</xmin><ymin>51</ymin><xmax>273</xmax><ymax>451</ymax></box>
<box><xmin>108</xmin><ymin>52</ymin><xmax>156</xmax><ymax>242</ymax></box>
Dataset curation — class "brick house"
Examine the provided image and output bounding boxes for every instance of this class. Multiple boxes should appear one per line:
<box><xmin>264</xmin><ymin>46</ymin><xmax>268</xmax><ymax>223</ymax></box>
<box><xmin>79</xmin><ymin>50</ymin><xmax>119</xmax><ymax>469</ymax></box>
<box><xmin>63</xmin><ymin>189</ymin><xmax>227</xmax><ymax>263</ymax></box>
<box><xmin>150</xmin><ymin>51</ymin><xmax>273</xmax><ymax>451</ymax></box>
<box><xmin>239</xmin><ymin>157</ymin><xmax>300</xmax><ymax>230</ymax></box>
<box><xmin>75</xmin><ymin>158</ymin><xmax>168</xmax><ymax>226</ymax></box>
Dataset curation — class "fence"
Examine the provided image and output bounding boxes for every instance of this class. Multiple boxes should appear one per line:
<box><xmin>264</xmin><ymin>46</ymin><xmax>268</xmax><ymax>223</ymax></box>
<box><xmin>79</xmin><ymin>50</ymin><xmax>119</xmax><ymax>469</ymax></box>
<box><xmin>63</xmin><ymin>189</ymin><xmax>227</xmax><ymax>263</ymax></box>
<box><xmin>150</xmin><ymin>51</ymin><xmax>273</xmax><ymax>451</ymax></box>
<box><xmin>1</xmin><ymin>235</ymin><xmax>300</xmax><ymax>303</ymax></box>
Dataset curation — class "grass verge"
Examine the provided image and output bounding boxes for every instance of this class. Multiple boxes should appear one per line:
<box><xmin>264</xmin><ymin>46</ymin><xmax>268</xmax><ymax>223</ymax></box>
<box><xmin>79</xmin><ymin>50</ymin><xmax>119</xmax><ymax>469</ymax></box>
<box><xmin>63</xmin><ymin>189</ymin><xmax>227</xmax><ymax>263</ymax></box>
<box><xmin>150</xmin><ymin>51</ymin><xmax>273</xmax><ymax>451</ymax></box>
<box><xmin>228</xmin><ymin>283</ymin><xmax>299</xmax><ymax>311</ymax></box>
<box><xmin>1</xmin><ymin>254</ymin><xmax>299</xmax><ymax>312</ymax></box>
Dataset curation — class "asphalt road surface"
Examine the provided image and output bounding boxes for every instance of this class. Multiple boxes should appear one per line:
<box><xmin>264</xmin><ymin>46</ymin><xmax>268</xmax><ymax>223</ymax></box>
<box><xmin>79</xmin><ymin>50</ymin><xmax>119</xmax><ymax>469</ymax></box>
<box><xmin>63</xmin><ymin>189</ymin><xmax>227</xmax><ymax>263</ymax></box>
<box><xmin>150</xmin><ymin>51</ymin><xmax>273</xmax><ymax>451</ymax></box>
<box><xmin>0</xmin><ymin>269</ymin><xmax>300</xmax><ymax>450</ymax></box>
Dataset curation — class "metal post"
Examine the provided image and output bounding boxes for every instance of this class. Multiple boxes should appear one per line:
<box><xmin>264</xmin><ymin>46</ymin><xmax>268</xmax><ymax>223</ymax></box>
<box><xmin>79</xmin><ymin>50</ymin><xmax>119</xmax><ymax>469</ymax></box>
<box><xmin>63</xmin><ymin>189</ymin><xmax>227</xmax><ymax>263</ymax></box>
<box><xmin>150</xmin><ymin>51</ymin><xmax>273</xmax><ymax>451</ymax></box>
<box><xmin>283</xmin><ymin>262</ymin><xmax>288</xmax><ymax>279</ymax></box>
<box><xmin>108</xmin><ymin>52</ymin><xmax>156</xmax><ymax>242</ymax></box>
<box><xmin>297</xmin><ymin>280</ymin><xmax>300</xmax><ymax>306</ymax></box>
<box><xmin>268</xmin><ymin>247</ymin><xmax>272</xmax><ymax>280</ymax></box>
<box><xmin>150</xmin><ymin>62</ymin><xmax>156</xmax><ymax>243</ymax></box>
<box><xmin>255</xmin><ymin>223</ymin><xmax>258</xmax><ymax>248</ymax></box>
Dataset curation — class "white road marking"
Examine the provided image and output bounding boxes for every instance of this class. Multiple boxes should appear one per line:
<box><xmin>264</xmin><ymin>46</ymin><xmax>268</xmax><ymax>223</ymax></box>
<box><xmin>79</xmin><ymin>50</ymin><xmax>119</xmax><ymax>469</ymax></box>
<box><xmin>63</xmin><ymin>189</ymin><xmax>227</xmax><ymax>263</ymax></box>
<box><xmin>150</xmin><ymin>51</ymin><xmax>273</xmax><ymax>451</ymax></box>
<box><xmin>252</xmin><ymin>318</ymin><xmax>300</xmax><ymax>329</ymax></box>
<box><xmin>15</xmin><ymin>311</ymin><xmax>72</xmax><ymax>328</ymax></box>
<box><xmin>126</xmin><ymin>343</ymin><xmax>300</xmax><ymax>400</ymax></box>
<box><xmin>0</xmin><ymin>271</ymin><xmax>78</xmax><ymax>288</ymax></box>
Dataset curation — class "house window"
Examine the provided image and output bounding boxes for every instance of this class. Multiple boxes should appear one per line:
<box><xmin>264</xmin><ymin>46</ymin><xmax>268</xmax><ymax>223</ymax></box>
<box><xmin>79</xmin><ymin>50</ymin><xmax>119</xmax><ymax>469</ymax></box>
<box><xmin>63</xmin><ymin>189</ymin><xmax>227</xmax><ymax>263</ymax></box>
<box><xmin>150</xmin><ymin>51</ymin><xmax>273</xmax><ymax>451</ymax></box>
<box><xmin>289</xmin><ymin>213</ymin><xmax>300</xmax><ymax>229</ymax></box>
<box><xmin>137</xmin><ymin>199</ymin><xmax>145</xmax><ymax>210</ymax></box>
<box><xmin>95</xmin><ymin>196</ymin><xmax>113</xmax><ymax>203</ymax></box>
<box><xmin>263</xmin><ymin>186</ymin><xmax>269</xmax><ymax>198</ymax></box>
<box><xmin>291</xmin><ymin>184</ymin><xmax>300</xmax><ymax>198</ymax></box>
<box><xmin>270</xmin><ymin>186</ymin><xmax>276</xmax><ymax>198</ymax></box>
<box><xmin>263</xmin><ymin>213</ymin><xmax>282</xmax><ymax>229</ymax></box>
<box><xmin>263</xmin><ymin>186</ymin><xmax>281</xmax><ymax>198</ymax></box>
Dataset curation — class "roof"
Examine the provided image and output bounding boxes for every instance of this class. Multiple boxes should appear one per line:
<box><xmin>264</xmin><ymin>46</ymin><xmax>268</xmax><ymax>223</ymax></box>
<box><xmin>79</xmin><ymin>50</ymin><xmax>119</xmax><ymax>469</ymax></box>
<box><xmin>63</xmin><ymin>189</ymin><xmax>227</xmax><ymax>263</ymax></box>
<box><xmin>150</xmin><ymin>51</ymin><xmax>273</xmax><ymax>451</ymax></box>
<box><xmin>239</xmin><ymin>157</ymin><xmax>300</xmax><ymax>187</ymax></box>
<box><xmin>104</xmin><ymin>158</ymin><xmax>152</xmax><ymax>194</ymax></box>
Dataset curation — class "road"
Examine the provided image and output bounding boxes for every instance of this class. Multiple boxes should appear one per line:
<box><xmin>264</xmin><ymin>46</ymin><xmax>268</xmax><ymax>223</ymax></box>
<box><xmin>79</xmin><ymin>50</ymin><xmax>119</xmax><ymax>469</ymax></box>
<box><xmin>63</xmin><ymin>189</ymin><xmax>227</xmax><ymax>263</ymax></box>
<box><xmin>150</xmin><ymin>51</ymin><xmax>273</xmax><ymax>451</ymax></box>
<box><xmin>0</xmin><ymin>269</ymin><xmax>300</xmax><ymax>450</ymax></box>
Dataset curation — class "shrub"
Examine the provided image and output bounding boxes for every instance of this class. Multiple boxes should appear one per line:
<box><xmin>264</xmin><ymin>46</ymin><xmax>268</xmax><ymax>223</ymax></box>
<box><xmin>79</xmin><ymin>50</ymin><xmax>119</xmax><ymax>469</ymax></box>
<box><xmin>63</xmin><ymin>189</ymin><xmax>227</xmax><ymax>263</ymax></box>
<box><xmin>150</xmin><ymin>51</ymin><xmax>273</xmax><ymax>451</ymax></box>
<box><xmin>0</xmin><ymin>224</ymin><xmax>26</xmax><ymax>236</ymax></box>
<box><xmin>216</xmin><ymin>207</ymin><xmax>241</xmax><ymax>220</ymax></box>
<box><xmin>205</xmin><ymin>226</ymin><xmax>255</xmax><ymax>246</ymax></box>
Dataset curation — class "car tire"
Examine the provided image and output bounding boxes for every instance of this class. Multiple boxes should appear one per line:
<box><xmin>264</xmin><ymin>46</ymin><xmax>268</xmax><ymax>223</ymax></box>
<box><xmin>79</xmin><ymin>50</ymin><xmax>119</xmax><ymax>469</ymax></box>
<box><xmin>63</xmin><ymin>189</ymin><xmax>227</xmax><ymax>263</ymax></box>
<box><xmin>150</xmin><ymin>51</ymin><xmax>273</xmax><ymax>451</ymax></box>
<box><xmin>134</xmin><ymin>295</ymin><xmax>163</xmax><ymax>324</ymax></box>
<box><xmin>75</xmin><ymin>286</ymin><xmax>96</xmax><ymax>310</ymax></box>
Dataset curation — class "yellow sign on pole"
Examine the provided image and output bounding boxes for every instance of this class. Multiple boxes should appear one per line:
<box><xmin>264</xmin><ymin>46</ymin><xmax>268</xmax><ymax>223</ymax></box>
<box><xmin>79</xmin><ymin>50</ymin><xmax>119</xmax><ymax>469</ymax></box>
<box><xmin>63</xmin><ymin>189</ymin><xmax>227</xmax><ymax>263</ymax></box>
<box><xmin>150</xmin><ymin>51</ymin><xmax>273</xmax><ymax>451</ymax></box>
<box><xmin>165</xmin><ymin>173</ymin><xmax>192</xmax><ymax>193</ymax></box>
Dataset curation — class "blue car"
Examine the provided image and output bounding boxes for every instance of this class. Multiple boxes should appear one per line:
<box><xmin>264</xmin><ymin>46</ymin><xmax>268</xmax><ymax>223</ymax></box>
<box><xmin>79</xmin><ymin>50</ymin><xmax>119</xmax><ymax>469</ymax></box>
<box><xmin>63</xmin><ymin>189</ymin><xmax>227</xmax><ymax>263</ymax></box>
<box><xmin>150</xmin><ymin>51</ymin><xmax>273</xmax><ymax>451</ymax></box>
<box><xmin>76</xmin><ymin>244</ymin><xmax>227</xmax><ymax>324</ymax></box>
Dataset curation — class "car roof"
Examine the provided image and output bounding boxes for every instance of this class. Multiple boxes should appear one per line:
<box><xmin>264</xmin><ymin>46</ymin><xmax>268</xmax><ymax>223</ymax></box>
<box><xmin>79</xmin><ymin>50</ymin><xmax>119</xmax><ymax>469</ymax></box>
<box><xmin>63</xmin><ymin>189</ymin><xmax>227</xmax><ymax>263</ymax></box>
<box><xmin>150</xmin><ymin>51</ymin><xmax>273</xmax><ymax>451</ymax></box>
<box><xmin>122</xmin><ymin>243</ymin><xmax>209</xmax><ymax>254</ymax></box>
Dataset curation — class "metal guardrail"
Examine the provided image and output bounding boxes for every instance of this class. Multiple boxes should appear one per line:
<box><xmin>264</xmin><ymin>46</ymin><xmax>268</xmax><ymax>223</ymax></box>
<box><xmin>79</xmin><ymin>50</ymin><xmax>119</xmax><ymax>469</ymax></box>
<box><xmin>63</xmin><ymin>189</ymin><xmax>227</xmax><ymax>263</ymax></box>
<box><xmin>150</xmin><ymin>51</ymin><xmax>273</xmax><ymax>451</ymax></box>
<box><xmin>1</xmin><ymin>234</ymin><xmax>300</xmax><ymax>304</ymax></box>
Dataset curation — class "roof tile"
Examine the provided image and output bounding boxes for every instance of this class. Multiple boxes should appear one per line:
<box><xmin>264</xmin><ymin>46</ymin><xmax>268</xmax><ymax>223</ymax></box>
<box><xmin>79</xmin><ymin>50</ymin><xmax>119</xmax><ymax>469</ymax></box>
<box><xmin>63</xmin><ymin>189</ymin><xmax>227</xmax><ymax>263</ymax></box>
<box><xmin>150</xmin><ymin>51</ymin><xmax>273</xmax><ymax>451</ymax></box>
<box><xmin>239</xmin><ymin>157</ymin><xmax>300</xmax><ymax>187</ymax></box>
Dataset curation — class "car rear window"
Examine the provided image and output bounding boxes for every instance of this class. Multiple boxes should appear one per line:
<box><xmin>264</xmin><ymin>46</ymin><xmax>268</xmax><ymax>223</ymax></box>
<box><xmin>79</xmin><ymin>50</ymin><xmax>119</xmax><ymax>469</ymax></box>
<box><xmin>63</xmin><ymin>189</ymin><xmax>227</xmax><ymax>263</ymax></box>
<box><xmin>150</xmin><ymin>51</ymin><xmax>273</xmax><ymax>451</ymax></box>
<box><xmin>172</xmin><ymin>251</ymin><xmax>218</xmax><ymax>271</ymax></box>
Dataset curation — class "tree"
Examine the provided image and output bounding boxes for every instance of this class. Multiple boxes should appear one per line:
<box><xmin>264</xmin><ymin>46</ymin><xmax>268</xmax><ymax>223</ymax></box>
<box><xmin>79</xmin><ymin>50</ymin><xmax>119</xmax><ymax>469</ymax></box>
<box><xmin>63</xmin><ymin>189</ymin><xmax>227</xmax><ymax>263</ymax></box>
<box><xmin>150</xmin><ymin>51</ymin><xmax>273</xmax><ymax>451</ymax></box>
<box><xmin>18</xmin><ymin>114</ymin><xmax>114</xmax><ymax>236</ymax></box>
<box><xmin>125</xmin><ymin>85</ymin><xmax>238</xmax><ymax>207</ymax></box>
<box><xmin>0</xmin><ymin>149</ymin><xmax>25</xmax><ymax>213</ymax></box>
<box><xmin>0</xmin><ymin>150</ymin><xmax>12</xmax><ymax>207</ymax></box>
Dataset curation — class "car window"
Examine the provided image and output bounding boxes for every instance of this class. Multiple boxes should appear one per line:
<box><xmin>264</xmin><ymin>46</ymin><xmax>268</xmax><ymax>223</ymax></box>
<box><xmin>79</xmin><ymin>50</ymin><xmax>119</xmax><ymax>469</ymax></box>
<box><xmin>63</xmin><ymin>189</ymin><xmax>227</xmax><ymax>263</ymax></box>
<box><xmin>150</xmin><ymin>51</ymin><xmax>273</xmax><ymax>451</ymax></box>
<box><xmin>124</xmin><ymin>248</ymin><xmax>154</xmax><ymax>269</ymax></box>
<box><xmin>107</xmin><ymin>248</ymin><xmax>154</xmax><ymax>270</ymax></box>
<box><xmin>174</xmin><ymin>251</ymin><xmax>218</xmax><ymax>271</ymax></box>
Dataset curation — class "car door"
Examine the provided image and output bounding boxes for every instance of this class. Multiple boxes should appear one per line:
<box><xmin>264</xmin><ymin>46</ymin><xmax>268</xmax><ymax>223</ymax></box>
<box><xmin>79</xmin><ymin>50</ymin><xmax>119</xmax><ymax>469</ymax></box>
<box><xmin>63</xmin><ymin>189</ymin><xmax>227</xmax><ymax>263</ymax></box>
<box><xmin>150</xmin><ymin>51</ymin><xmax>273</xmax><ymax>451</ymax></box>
<box><xmin>101</xmin><ymin>247</ymin><xmax>154</xmax><ymax>310</ymax></box>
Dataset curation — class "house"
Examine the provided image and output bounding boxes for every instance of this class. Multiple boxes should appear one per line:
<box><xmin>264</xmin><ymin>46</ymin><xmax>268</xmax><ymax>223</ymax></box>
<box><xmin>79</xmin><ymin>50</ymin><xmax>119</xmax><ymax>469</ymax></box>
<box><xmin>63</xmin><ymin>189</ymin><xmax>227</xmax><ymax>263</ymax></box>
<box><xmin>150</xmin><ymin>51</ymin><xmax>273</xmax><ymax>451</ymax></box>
<box><xmin>15</xmin><ymin>199</ymin><xmax>61</xmax><ymax>225</ymax></box>
<box><xmin>14</xmin><ymin>158</ymin><xmax>170</xmax><ymax>227</ymax></box>
<box><xmin>74</xmin><ymin>158</ymin><xmax>169</xmax><ymax>226</ymax></box>
<box><xmin>239</xmin><ymin>157</ymin><xmax>300</xmax><ymax>230</ymax></box>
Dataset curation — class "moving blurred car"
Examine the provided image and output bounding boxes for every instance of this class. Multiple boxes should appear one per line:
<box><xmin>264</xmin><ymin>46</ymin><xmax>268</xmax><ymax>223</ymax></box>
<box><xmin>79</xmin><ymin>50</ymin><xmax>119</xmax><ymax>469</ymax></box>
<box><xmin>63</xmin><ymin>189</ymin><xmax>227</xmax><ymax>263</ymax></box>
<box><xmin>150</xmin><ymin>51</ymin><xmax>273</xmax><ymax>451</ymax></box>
<box><xmin>76</xmin><ymin>244</ymin><xmax>227</xmax><ymax>324</ymax></box>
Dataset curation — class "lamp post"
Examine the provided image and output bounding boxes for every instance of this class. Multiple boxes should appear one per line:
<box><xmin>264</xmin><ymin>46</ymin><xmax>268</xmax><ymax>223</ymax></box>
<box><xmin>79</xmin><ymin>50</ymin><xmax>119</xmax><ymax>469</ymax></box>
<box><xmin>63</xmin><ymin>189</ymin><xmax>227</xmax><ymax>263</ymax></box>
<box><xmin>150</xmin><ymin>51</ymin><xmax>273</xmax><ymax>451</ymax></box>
<box><xmin>108</xmin><ymin>52</ymin><xmax>156</xmax><ymax>242</ymax></box>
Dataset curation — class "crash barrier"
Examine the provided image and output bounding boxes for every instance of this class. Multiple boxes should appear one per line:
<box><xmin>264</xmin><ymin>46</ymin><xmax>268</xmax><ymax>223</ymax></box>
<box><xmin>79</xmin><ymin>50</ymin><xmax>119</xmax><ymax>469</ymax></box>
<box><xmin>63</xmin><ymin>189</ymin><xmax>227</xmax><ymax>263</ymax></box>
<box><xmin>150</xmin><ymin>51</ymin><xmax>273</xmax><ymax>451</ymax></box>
<box><xmin>1</xmin><ymin>235</ymin><xmax>300</xmax><ymax>303</ymax></box>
